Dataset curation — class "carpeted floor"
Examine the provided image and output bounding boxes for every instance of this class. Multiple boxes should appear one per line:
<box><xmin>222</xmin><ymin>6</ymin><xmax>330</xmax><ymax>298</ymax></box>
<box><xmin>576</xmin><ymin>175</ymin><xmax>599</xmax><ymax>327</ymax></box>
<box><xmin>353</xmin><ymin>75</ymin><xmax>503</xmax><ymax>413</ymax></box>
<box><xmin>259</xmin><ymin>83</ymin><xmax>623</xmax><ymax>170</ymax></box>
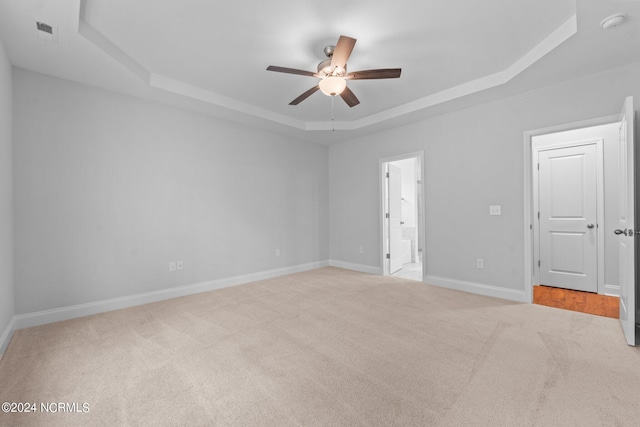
<box><xmin>1</xmin><ymin>267</ymin><xmax>639</xmax><ymax>426</ymax></box>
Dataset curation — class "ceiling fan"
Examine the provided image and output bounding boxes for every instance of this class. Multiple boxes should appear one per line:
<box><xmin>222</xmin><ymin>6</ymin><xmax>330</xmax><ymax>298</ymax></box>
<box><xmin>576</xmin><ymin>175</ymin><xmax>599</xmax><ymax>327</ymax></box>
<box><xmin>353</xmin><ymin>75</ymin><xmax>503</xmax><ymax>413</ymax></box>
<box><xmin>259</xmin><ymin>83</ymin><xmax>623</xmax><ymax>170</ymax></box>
<box><xmin>267</xmin><ymin>35</ymin><xmax>401</xmax><ymax>107</ymax></box>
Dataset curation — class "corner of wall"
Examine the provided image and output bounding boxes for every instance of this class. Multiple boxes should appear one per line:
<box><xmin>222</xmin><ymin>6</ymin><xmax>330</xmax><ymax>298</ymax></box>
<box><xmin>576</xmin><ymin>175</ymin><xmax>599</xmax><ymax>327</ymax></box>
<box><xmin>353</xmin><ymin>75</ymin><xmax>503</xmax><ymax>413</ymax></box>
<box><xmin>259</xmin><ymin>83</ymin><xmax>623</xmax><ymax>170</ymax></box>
<box><xmin>0</xmin><ymin>33</ymin><xmax>14</xmax><ymax>358</ymax></box>
<box><xmin>0</xmin><ymin>316</ymin><xmax>15</xmax><ymax>354</ymax></box>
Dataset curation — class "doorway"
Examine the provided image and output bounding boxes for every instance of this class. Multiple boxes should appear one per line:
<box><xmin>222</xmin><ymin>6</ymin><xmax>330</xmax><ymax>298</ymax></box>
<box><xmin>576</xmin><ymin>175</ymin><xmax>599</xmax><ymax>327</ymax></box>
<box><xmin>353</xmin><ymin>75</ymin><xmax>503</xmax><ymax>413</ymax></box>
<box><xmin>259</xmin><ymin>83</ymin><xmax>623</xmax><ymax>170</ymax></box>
<box><xmin>380</xmin><ymin>152</ymin><xmax>424</xmax><ymax>281</ymax></box>
<box><xmin>524</xmin><ymin>97</ymin><xmax>636</xmax><ymax>346</ymax></box>
<box><xmin>531</xmin><ymin>122</ymin><xmax>618</xmax><ymax>296</ymax></box>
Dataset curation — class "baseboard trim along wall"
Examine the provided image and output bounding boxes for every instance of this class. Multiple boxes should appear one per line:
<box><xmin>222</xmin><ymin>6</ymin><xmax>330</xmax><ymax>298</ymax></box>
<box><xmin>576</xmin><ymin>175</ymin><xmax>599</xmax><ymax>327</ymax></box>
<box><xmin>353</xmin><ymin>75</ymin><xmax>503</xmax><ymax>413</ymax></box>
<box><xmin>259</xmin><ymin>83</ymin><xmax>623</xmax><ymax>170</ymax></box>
<box><xmin>604</xmin><ymin>283</ymin><xmax>621</xmax><ymax>297</ymax></box>
<box><xmin>424</xmin><ymin>275</ymin><xmax>530</xmax><ymax>303</ymax></box>
<box><xmin>13</xmin><ymin>260</ymin><xmax>330</xmax><ymax>331</ymax></box>
<box><xmin>4</xmin><ymin>261</ymin><xmax>532</xmax><ymax>351</ymax></box>
<box><xmin>328</xmin><ymin>261</ymin><xmax>528</xmax><ymax>303</ymax></box>
<box><xmin>0</xmin><ymin>316</ymin><xmax>16</xmax><ymax>355</ymax></box>
<box><xmin>328</xmin><ymin>260</ymin><xmax>381</xmax><ymax>275</ymax></box>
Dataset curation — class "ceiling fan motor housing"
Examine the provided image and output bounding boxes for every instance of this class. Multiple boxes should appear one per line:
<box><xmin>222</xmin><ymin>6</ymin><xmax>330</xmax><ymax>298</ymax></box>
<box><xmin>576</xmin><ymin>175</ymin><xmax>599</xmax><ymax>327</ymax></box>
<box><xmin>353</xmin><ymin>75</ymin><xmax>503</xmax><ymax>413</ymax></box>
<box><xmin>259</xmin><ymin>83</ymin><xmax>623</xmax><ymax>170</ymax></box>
<box><xmin>317</xmin><ymin>58</ymin><xmax>346</xmax><ymax>77</ymax></box>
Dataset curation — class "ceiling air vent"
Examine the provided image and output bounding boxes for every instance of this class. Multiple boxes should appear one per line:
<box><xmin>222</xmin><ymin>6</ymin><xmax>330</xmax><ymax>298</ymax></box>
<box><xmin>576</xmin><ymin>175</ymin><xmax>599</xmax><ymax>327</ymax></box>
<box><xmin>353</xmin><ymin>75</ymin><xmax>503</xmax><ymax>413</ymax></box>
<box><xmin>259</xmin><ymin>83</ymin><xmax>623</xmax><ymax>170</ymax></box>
<box><xmin>35</xmin><ymin>21</ymin><xmax>58</xmax><ymax>43</ymax></box>
<box><xmin>36</xmin><ymin>22</ymin><xmax>52</xmax><ymax>34</ymax></box>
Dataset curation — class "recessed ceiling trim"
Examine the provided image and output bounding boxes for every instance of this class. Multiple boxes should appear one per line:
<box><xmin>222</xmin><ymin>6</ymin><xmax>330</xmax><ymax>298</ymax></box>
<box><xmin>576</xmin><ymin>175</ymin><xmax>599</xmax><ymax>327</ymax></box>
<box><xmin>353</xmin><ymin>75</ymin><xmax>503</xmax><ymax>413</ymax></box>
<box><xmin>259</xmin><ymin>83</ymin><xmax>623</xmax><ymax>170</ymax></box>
<box><xmin>77</xmin><ymin>1</ymin><xmax>576</xmax><ymax>133</ymax></box>
<box><xmin>305</xmin><ymin>120</ymin><xmax>353</xmax><ymax>131</ymax></box>
<box><xmin>78</xmin><ymin>17</ymin><xmax>150</xmax><ymax>83</ymax></box>
<box><xmin>150</xmin><ymin>75</ymin><xmax>305</xmax><ymax>130</ymax></box>
<box><xmin>308</xmin><ymin>14</ymin><xmax>578</xmax><ymax>131</ymax></box>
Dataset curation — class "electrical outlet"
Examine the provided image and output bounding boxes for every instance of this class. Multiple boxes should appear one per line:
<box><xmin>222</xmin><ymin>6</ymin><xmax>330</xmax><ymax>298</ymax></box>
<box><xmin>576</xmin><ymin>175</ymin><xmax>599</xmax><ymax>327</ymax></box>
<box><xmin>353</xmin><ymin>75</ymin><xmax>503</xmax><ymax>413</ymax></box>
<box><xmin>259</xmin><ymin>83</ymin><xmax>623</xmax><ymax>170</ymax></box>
<box><xmin>177</xmin><ymin>260</ymin><xmax>184</xmax><ymax>270</ymax></box>
<box><xmin>275</xmin><ymin>248</ymin><xmax>280</xmax><ymax>257</ymax></box>
<box><xmin>489</xmin><ymin>205</ymin><xmax>502</xmax><ymax>216</ymax></box>
<box><xmin>169</xmin><ymin>261</ymin><xmax>177</xmax><ymax>272</ymax></box>
<box><xmin>476</xmin><ymin>258</ymin><xmax>484</xmax><ymax>269</ymax></box>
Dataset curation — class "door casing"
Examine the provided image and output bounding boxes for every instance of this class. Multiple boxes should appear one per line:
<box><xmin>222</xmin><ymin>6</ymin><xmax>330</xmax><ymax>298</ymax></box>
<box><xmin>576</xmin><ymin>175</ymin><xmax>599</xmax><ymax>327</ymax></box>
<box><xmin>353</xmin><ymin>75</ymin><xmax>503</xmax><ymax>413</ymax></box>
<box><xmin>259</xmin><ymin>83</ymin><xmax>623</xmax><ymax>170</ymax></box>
<box><xmin>524</xmin><ymin>114</ymin><xmax>620</xmax><ymax>302</ymax></box>
<box><xmin>388</xmin><ymin>163</ymin><xmax>403</xmax><ymax>274</ymax></box>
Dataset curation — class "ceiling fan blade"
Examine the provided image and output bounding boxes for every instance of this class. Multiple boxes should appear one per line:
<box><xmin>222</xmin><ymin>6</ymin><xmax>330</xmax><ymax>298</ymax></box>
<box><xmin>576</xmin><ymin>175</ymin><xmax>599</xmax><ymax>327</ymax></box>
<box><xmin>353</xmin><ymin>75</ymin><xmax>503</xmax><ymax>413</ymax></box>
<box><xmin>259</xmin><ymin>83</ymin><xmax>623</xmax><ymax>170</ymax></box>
<box><xmin>289</xmin><ymin>85</ymin><xmax>320</xmax><ymax>105</ymax></box>
<box><xmin>340</xmin><ymin>86</ymin><xmax>360</xmax><ymax>108</ymax></box>
<box><xmin>346</xmin><ymin>69</ymin><xmax>402</xmax><ymax>80</ymax></box>
<box><xmin>267</xmin><ymin>65</ymin><xmax>319</xmax><ymax>78</ymax></box>
<box><xmin>330</xmin><ymin>35</ymin><xmax>357</xmax><ymax>70</ymax></box>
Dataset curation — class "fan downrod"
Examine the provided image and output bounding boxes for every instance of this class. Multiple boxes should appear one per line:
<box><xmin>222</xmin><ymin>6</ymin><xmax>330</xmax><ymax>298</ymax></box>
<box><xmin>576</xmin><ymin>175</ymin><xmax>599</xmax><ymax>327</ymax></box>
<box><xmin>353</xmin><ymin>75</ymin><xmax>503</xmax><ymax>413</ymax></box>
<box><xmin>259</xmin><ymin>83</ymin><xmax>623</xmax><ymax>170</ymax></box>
<box><xmin>323</xmin><ymin>45</ymin><xmax>335</xmax><ymax>58</ymax></box>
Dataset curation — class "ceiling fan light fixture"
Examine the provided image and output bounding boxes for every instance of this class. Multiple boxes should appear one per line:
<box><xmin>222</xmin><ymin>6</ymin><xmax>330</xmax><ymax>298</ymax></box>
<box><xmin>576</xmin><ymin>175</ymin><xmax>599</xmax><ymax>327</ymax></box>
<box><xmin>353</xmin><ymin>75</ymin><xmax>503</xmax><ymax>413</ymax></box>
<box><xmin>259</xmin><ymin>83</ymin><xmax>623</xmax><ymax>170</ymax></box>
<box><xmin>267</xmin><ymin>35</ymin><xmax>400</xmax><ymax>107</ymax></box>
<box><xmin>319</xmin><ymin>76</ymin><xmax>346</xmax><ymax>96</ymax></box>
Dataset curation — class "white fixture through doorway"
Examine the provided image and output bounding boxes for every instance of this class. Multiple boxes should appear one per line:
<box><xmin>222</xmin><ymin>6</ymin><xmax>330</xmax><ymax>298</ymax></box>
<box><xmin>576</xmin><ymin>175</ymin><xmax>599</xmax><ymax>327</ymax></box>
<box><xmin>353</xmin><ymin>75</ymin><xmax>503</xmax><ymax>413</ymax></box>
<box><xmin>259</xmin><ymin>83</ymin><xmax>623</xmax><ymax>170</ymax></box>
<box><xmin>379</xmin><ymin>152</ymin><xmax>425</xmax><ymax>281</ymax></box>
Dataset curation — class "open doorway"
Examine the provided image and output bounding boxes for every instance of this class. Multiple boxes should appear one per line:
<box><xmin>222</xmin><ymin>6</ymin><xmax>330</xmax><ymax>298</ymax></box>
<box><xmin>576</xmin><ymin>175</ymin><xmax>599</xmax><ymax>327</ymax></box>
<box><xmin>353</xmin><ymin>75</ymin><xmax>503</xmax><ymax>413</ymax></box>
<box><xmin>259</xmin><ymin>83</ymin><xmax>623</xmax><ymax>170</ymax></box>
<box><xmin>525</xmin><ymin>97</ymin><xmax>637</xmax><ymax>346</ymax></box>
<box><xmin>380</xmin><ymin>152</ymin><xmax>424</xmax><ymax>281</ymax></box>
<box><xmin>531</xmin><ymin>123</ymin><xmax>618</xmax><ymax>296</ymax></box>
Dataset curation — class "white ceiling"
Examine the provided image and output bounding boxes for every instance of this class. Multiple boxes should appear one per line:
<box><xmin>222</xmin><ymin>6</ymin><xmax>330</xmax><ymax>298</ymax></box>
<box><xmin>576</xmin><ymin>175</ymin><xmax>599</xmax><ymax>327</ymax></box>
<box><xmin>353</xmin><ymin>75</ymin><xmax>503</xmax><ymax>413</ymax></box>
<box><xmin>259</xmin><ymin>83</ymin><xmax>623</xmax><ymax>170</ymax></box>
<box><xmin>0</xmin><ymin>0</ymin><xmax>639</xmax><ymax>144</ymax></box>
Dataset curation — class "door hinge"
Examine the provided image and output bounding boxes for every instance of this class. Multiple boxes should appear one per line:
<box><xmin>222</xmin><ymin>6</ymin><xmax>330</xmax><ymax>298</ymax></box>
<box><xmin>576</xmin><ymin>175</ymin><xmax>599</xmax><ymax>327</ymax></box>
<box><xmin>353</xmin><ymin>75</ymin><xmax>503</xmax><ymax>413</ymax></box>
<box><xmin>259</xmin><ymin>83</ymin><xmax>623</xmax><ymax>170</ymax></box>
<box><xmin>386</xmin><ymin>172</ymin><xmax>389</xmax><ymax>178</ymax></box>
<box><xmin>386</xmin><ymin>253</ymin><xmax>390</xmax><ymax>259</ymax></box>
<box><xmin>385</xmin><ymin>213</ymin><xmax>389</xmax><ymax>219</ymax></box>
<box><xmin>538</xmin><ymin>211</ymin><xmax>540</xmax><ymax>219</ymax></box>
<box><xmin>537</xmin><ymin>163</ymin><xmax>540</xmax><ymax>170</ymax></box>
<box><xmin>530</xmin><ymin>224</ymin><xmax>533</xmax><ymax>230</ymax></box>
<box><xmin>538</xmin><ymin>260</ymin><xmax>541</xmax><ymax>267</ymax></box>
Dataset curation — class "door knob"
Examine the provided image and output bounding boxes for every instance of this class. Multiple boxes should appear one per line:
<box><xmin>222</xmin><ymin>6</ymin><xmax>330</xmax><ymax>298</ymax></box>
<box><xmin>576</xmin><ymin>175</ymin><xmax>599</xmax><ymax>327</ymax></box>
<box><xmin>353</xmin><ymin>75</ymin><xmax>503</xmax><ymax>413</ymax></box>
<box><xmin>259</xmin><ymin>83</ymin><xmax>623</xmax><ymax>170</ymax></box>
<box><xmin>587</xmin><ymin>224</ymin><xmax>595</xmax><ymax>229</ymax></box>
<box><xmin>614</xmin><ymin>229</ymin><xmax>627</xmax><ymax>235</ymax></box>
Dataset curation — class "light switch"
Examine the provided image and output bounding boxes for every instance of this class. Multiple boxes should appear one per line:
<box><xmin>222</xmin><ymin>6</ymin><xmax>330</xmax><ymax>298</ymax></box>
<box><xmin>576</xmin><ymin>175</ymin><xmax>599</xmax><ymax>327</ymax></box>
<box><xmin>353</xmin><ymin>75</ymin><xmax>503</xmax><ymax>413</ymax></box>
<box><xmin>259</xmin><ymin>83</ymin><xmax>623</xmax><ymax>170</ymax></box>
<box><xmin>489</xmin><ymin>205</ymin><xmax>502</xmax><ymax>216</ymax></box>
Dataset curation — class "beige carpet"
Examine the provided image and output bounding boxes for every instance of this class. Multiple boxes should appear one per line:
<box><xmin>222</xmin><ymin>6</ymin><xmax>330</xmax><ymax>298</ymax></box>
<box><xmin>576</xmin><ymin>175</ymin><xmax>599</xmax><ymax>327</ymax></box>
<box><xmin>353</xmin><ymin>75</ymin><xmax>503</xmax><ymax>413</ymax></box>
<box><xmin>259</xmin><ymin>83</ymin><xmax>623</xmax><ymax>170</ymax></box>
<box><xmin>1</xmin><ymin>267</ymin><xmax>640</xmax><ymax>426</ymax></box>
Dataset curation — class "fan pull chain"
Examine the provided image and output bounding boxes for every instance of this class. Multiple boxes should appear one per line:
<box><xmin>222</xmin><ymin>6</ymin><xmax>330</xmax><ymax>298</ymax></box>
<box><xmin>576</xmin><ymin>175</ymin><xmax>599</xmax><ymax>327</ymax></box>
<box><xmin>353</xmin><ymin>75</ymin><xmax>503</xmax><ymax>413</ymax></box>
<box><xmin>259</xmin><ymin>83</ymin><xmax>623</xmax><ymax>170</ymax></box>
<box><xmin>331</xmin><ymin>96</ymin><xmax>335</xmax><ymax>132</ymax></box>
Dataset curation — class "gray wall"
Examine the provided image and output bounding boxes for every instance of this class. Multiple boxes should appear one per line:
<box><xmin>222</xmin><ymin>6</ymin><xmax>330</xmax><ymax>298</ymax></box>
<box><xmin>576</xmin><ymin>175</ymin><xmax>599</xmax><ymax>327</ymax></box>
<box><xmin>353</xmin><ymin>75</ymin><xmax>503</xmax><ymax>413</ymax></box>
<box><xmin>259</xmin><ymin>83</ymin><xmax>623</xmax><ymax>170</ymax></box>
<box><xmin>13</xmin><ymin>69</ymin><xmax>329</xmax><ymax>314</ymax></box>
<box><xmin>329</xmin><ymin>61</ymin><xmax>640</xmax><ymax>294</ymax></box>
<box><xmin>0</xmin><ymin>36</ymin><xmax>13</xmax><ymax>346</ymax></box>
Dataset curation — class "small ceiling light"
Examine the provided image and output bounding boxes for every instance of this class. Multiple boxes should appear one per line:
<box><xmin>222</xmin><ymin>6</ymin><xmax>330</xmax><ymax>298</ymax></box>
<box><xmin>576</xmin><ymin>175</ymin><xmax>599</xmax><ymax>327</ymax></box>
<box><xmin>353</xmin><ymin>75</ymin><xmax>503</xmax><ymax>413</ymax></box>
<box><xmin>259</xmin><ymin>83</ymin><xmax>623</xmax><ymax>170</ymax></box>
<box><xmin>600</xmin><ymin>13</ymin><xmax>626</xmax><ymax>30</ymax></box>
<box><xmin>319</xmin><ymin>76</ymin><xmax>347</xmax><ymax>96</ymax></box>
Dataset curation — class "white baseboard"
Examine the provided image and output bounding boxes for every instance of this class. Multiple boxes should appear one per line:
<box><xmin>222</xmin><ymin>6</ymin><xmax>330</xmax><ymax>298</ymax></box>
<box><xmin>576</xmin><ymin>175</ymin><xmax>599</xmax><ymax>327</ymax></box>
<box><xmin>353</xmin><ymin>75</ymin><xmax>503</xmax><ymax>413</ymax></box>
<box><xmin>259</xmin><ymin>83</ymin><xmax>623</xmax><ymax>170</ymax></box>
<box><xmin>14</xmin><ymin>260</ymin><xmax>329</xmax><ymax>330</ymax></box>
<box><xmin>604</xmin><ymin>283</ymin><xmax>621</xmax><ymax>296</ymax></box>
<box><xmin>425</xmin><ymin>275</ymin><xmax>529</xmax><ymax>303</ymax></box>
<box><xmin>0</xmin><ymin>316</ymin><xmax>16</xmax><ymax>355</ymax></box>
<box><xmin>329</xmin><ymin>260</ymin><xmax>381</xmax><ymax>275</ymax></box>
<box><xmin>327</xmin><ymin>261</ymin><xmax>528</xmax><ymax>303</ymax></box>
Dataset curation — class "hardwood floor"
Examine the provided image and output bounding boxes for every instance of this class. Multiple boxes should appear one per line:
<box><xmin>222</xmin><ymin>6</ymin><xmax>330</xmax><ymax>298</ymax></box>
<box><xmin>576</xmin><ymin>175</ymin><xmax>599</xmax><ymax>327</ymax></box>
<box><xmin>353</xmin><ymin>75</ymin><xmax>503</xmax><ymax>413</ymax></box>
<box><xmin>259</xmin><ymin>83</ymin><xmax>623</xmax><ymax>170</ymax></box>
<box><xmin>533</xmin><ymin>285</ymin><xmax>619</xmax><ymax>319</ymax></box>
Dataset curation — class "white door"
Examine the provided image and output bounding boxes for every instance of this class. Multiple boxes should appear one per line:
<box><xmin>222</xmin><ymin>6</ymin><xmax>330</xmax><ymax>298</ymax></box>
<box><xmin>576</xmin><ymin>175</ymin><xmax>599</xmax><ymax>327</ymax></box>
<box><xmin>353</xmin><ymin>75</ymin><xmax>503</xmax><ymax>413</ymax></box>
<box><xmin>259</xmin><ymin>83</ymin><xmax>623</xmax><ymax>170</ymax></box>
<box><xmin>538</xmin><ymin>144</ymin><xmax>598</xmax><ymax>292</ymax></box>
<box><xmin>617</xmin><ymin>96</ymin><xmax>636</xmax><ymax>346</ymax></box>
<box><xmin>388</xmin><ymin>164</ymin><xmax>403</xmax><ymax>274</ymax></box>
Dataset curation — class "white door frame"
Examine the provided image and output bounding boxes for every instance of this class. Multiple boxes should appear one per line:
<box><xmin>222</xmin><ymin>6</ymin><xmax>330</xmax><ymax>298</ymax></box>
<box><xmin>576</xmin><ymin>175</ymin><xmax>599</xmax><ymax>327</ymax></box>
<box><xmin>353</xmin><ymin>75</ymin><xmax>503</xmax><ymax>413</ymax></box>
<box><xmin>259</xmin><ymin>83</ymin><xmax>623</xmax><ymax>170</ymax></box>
<box><xmin>523</xmin><ymin>114</ymin><xmax>619</xmax><ymax>302</ymax></box>
<box><xmin>532</xmin><ymin>138</ymin><xmax>605</xmax><ymax>293</ymax></box>
<box><xmin>388</xmin><ymin>163</ymin><xmax>404</xmax><ymax>274</ymax></box>
<box><xmin>379</xmin><ymin>151</ymin><xmax>425</xmax><ymax>278</ymax></box>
